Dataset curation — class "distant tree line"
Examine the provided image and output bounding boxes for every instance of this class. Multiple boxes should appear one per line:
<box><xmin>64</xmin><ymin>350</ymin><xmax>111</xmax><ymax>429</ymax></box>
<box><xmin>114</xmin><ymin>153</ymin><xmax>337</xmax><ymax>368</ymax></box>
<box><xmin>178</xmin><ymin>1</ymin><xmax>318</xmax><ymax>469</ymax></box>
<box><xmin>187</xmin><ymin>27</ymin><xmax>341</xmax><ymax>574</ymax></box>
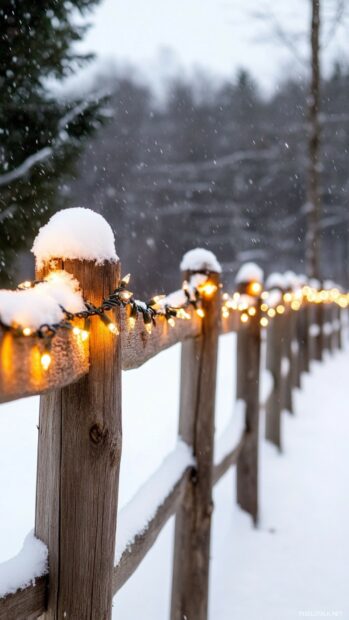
<box><xmin>64</xmin><ymin>64</ymin><xmax>349</xmax><ymax>295</ymax></box>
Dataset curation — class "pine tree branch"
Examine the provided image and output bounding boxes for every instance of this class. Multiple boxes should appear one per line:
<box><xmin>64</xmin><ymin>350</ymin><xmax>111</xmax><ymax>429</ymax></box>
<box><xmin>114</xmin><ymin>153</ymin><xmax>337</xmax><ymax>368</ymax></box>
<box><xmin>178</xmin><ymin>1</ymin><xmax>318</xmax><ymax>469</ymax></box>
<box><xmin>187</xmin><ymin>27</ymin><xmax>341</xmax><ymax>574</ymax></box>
<box><xmin>0</xmin><ymin>91</ymin><xmax>109</xmax><ymax>188</ymax></box>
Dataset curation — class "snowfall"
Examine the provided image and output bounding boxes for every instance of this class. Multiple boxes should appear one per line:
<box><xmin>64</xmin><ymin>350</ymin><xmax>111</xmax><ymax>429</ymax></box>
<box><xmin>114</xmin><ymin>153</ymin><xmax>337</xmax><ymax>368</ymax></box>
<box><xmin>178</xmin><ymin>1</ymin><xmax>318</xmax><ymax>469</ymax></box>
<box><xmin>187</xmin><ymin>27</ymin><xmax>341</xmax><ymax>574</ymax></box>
<box><xmin>0</xmin><ymin>333</ymin><xmax>349</xmax><ymax>619</ymax></box>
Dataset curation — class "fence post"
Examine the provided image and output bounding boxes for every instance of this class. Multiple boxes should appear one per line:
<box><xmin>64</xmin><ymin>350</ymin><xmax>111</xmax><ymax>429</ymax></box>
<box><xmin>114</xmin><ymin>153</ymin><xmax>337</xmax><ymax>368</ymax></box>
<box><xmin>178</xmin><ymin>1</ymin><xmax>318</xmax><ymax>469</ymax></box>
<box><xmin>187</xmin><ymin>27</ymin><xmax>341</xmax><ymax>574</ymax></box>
<box><xmin>298</xmin><ymin>302</ymin><xmax>310</xmax><ymax>374</ymax></box>
<box><xmin>35</xmin><ymin>256</ymin><xmax>122</xmax><ymax>619</ymax></box>
<box><xmin>236</xmin><ymin>287</ymin><xmax>261</xmax><ymax>524</ymax></box>
<box><xmin>281</xmin><ymin>309</ymin><xmax>294</xmax><ymax>415</ymax></box>
<box><xmin>265</xmin><ymin>312</ymin><xmax>283</xmax><ymax>450</ymax></box>
<box><xmin>171</xmin><ymin>256</ymin><xmax>220</xmax><ymax>620</ymax></box>
<box><xmin>313</xmin><ymin>302</ymin><xmax>324</xmax><ymax>361</ymax></box>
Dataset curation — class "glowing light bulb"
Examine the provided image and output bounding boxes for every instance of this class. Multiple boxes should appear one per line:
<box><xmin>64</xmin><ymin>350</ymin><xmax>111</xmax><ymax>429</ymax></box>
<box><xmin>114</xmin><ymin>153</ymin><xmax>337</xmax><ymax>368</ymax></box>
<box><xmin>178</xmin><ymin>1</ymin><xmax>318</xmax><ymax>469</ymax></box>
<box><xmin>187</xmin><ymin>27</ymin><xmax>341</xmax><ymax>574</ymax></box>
<box><xmin>18</xmin><ymin>280</ymin><xmax>32</xmax><ymax>290</ymax></box>
<box><xmin>240</xmin><ymin>313</ymin><xmax>249</xmax><ymax>323</ymax></box>
<box><xmin>261</xmin><ymin>303</ymin><xmax>269</xmax><ymax>312</ymax></box>
<box><xmin>121</xmin><ymin>273</ymin><xmax>131</xmax><ymax>285</ymax></box>
<box><xmin>196</xmin><ymin>308</ymin><xmax>205</xmax><ymax>318</ymax></box>
<box><xmin>247</xmin><ymin>281</ymin><xmax>262</xmax><ymax>297</ymax></box>
<box><xmin>73</xmin><ymin>326</ymin><xmax>81</xmax><ymax>336</ymax></box>
<box><xmin>22</xmin><ymin>327</ymin><xmax>32</xmax><ymax>336</ymax></box>
<box><xmin>260</xmin><ymin>317</ymin><xmax>269</xmax><ymax>327</ymax></box>
<box><xmin>199</xmin><ymin>281</ymin><xmax>217</xmax><ymax>297</ymax></box>
<box><xmin>129</xmin><ymin>316</ymin><xmax>136</xmax><ymax>330</ymax></box>
<box><xmin>283</xmin><ymin>292</ymin><xmax>292</xmax><ymax>303</ymax></box>
<box><xmin>291</xmin><ymin>300</ymin><xmax>300</xmax><ymax>311</ymax></box>
<box><xmin>222</xmin><ymin>307</ymin><xmax>229</xmax><ymax>319</ymax></box>
<box><xmin>41</xmin><ymin>352</ymin><xmax>52</xmax><ymax>371</ymax></box>
<box><xmin>81</xmin><ymin>330</ymin><xmax>89</xmax><ymax>342</ymax></box>
<box><xmin>119</xmin><ymin>290</ymin><xmax>133</xmax><ymax>302</ymax></box>
<box><xmin>267</xmin><ymin>308</ymin><xmax>276</xmax><ymax>318</ymax></box>
<box><xmin>146</xmin><ymin>323</ymin><xmax>152</xmax><ymax>334</ymax></box>
<box><xmin>248</xmin><ymin>306</ymin><xmax>256</xmax><ymax>316</ymax></box>
<box><xmin>108</xmin><ymin>322</ymin><xmax>119</xmax><ymax>335</ymax></box>
<box><xmin>168</xmin><ymin>317</ymin><xmax>176</xmax><ymax>328</ymax></box>
<box><xmin>276</xmin><ymin>304</ymin><xmax>285</xmax><ymax>315</ymax></box>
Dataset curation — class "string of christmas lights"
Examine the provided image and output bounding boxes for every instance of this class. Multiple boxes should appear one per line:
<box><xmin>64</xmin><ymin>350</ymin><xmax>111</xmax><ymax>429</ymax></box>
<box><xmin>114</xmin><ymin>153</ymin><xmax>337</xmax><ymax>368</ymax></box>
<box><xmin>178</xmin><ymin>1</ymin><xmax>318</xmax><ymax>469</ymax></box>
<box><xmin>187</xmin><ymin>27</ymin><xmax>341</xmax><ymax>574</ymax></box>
<box><xmin>1</xmin><ymin>271</ymin><xmax>347</xmax><ymax>372</ymax></box>
<box><xmin>0</xmin><ymin>272</ymin><xmax>218</xmax><ymax>370</ymax></box>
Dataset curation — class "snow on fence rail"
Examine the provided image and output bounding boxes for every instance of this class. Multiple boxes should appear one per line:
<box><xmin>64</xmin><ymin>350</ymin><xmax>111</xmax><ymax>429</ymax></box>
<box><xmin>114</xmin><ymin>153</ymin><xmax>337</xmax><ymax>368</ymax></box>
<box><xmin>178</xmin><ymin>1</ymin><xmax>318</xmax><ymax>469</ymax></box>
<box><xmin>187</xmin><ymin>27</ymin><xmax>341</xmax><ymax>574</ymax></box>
<box><xmin>0</xmin><ymin>209</ymin><xmax>346</xmax><ymax>620</ymax></box>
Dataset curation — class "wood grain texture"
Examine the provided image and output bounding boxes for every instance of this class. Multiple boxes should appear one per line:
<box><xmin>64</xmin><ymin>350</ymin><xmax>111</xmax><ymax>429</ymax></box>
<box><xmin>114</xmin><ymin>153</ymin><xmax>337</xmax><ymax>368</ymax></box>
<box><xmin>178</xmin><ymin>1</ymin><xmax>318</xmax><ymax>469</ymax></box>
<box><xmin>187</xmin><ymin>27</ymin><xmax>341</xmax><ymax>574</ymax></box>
<box><xmin>35</xmin><ymin>259</ymin><xmax>122</xmax><ymax>620</ymax></box>
<box><xmin>0</xmin><ymin>576</ymin><xmax>47</xmax><ymax>620</ymax></box>
<box><xmin>113</xmin><ymin>468</ymin><xmax>191</xmax><ymax>594</ymax></box>
<box><xmin>0</xmin><ymin>326</ymin><xmax>88</xmax><ymax>404</ymax></box>
<box><xmin>236</xmin><ymin>309</ymin><xmax>261</xmax><ymax>524</ymax></box>
<box><xmin>212</xmin><ymin>436</ymin><xmax>245</xmax><ymax>485</ymax></box>
<box><xmin>265</xmin><ymin>314</ymin><xmax>283</xmax><ymax>450</ymax></box>
<box><xmin>171</xmin><ymin>271</ymin><xmax>220</xmax><ymax>620</ymax></box>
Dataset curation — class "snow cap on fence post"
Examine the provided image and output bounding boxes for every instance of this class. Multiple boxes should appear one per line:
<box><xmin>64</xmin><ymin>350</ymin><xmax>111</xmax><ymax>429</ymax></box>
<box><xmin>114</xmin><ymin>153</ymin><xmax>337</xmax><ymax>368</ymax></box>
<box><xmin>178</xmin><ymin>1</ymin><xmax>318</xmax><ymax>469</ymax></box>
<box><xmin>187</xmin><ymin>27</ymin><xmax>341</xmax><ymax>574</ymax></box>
<box><xmin>180</xmin><ymin>248</ymin><xmax>221</xmax><ymax>274</ymax></box>
<box><xmin>32</xmin><ymin>207</ymin><xmax>118</xmax><ymax>267</ymax></box>
<box><xmin>235</xmin><ymin>262</ymin><xmax>264</xmax><ymax>297</ymax></box>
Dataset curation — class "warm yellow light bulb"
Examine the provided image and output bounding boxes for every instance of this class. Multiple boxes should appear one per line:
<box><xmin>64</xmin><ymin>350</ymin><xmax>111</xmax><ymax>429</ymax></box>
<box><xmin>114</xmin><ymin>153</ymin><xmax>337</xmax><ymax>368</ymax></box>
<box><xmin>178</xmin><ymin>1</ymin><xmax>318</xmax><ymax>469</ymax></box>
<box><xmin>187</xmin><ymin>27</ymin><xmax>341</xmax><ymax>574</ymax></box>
<box><xmin>73</xmin><ymin>326</ymin><xmax>81</xmax><ymax>336</ymax></box>
<box><xmin>18</xmin><ymin>280</ymin><xmax>32</xmax><ymax>290</ymax></box>
<box><xmin>247</xmin><ymin>281</ymin><xmax>262</xmax><ymax>297</ymax></box>
<box><xmin>129</xmin><ymin>317</ymin><xmax>136</xmax><ymax>330</ymax></box>
<box><xmin>291</xmin><ymin>300</ymin><xmax>300</xmax><ymax>311</ymax></box>
<box><xmin>261</xmin><ymin>303</ymin><xmax>269</xmax><ymax>312</ymax></box>
<box><xmin>108</xmin><ymin>322</ymin><xmax>119</xmax><ymax>335</ymax></box>
<box><xmin>146</xmin><ymin>323</ymin><xmax>152</xmax><ymax>334</ymax></box>
<box><xmin>276</xmin><ymin>304</ymin><xmax>285</xmax><ymax>315</ymax></box>
<box><xmin>196</xmin><ymin>308</ymin><xmax>205</xmax><ymax>318</ymax></box>
<box><xmin>41</xmin><ymin>352</ymin><xmax>52</xmax><ymax>371</ymax></box>
<box><xmin>240</xmin><ymin>312</ymin><xmax>249</xmax><ymax>323</ymax></box>
<box><xmin>122</xmin><ymin>273</ymin><xmax>131</xmax><ymax>285</ymax></box>
<box><xmin>22</xmin><ymin>327</ymin><xmax>32</xmax><ymax>336</ymax></box>
<box><xmin>81</xmin><ymin>330</ymin><xmax>89</xmax><ymax>341</ymax></box>
<box><xmin>283</xmin><ymin>292</ymin><xmax>292</xmax><ymax>303</ymax></box>
<box><xmin>267</xmin><ymin>308</ymin><xmax>276</xmax><ymax>318</ymax></box>
<box><xmin>248</xmin><ymin>306</ymin><xmax>256</xmax><ymax>316</ymax></box>
<box><xmin>222</xmin><ymin>307</ymin><xmax>229</xmax><ymax>319</ymax></box>
<box><xmin>168</xmin><ymin>317</ymin><xmax>176</xmax><ymax>327</ymax></box>
<box><xmin>199</xmin><ymin>281</ymin><xmax>217</xmax><ymax>297</ymax></box>
<box><xmin>260</xmin><ymin>317</ymin><xmax>269</xmax><ymax>327</ymax></box>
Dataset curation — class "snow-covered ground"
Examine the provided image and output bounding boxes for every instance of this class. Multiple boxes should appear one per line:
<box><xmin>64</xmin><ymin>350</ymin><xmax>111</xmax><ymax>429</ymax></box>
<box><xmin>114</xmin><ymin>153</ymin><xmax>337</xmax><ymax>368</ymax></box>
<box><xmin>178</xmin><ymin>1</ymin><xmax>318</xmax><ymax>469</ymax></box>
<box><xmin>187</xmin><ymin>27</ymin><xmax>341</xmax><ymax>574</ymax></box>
<box><xmin>1</xmin><ymin>334</ymin><xmax>348</xmax><ymax>618</ymax></box>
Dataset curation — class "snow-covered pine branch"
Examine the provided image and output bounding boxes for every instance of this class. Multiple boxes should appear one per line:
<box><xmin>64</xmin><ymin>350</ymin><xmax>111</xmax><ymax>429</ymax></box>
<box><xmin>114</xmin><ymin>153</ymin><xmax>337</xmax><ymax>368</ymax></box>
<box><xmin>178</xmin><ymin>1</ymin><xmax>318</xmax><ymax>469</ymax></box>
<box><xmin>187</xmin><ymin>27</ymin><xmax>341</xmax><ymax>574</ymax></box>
<box><xmin>0</xmin><ymin>90</ymin><xmax>110</xmax><ymax>188</ymax></box>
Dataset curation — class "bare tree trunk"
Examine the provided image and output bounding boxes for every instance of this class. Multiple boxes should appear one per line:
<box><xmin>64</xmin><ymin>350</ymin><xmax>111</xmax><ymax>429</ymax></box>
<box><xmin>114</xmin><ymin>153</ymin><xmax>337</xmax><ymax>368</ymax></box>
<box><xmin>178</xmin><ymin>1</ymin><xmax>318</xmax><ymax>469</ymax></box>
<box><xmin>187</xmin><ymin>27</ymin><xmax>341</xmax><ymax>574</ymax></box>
<box><xmin>306</xmin><ymin>0</ymin><xmax>321</xmax><ymax>278</ymax></box>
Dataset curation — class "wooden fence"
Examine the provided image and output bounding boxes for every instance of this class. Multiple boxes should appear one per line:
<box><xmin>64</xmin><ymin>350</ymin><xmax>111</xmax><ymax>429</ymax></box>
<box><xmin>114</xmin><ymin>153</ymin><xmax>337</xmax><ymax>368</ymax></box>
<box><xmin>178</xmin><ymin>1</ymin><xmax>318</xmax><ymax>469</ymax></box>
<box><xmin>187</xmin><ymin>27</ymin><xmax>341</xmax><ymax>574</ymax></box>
<box><xmin>0</xmin><ymin>245</ymin><xmax>345</xmax><ymax>620</ymax></box>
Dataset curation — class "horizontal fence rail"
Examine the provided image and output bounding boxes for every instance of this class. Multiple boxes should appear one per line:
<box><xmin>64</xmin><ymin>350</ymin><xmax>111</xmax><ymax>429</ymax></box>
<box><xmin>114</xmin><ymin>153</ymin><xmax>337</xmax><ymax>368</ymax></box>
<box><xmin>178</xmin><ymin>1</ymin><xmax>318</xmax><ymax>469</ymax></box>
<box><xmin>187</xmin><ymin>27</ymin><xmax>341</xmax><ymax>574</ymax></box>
<box><xmin>0</xmin><ymin>212</ymin><xmax>347</xmax><ymax>620</ymax></box>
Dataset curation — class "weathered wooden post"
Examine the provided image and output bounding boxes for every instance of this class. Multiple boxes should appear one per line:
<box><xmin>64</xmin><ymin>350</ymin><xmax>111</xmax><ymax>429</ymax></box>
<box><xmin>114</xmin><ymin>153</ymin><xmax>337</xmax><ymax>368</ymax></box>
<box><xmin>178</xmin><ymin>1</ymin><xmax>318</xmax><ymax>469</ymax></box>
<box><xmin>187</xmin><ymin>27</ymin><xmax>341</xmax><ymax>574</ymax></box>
<box><xmin>280</xmin><ymin>307</ymin><xmax>294</xmax><ymax>415</ymax></box>
<box><xmin>264</xmin><ymin>276</ymin><xmax>284</xmax><ymax>451</ymax></box>
<box><xmin>171</xmin><ymin>249</ymin><xmax>221</xmax><ymax>620</ymax></box>
<box><xmin>33</xmin><ymin>209</ymin><xmax>122</xmax><ymax>619</ymax></box>
<box><xmin>310</xmin><ymin>279</ymin><xmax>324</xmax><ymax>361</ymax></box>
<box><xmin>298</xmin><ymin>301</ymin><xmax>310</xmax><ymax>374</ymax></box>
<box><xmin>235</xmin><ymin>263</ymin><xmax>262</xmax><ymax>524</ymax></box>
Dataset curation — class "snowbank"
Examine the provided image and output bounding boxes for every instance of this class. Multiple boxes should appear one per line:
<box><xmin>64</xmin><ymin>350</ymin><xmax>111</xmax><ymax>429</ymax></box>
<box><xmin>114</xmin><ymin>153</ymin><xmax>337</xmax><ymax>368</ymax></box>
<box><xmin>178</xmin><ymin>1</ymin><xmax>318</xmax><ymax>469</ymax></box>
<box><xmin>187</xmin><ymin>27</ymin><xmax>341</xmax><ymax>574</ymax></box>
<box><xmin>0</xmin><ymin>531</ymin><xmax>48</xmax><ymax>598</ymax></box>
<box><xmin>32</xmin><ymin>207</ymin><xmax>118</xmax><ymax>267</ymax></box>
<box><xmin>0</xmin><ymin>271</ymin><xmax>85</xmax><ymax>330</ymax></box>
<box><xmin>180</xmin><ymin>248</ymin><xmax>221</xmax><ymax>273</ymax></box>
<box><xmin>214</xmin><ymin>400</ymin><xmax>245</xmax><ymax>466</ymax></box>
<box><xmin>115</xmin><ymin>440</ymin><xmax>194</xmax><ymax>564</ymax></box>
<box><xmin>236</xmin><ymin>262</ymin><xmax>264</xmax><ymax>284</ymax></box>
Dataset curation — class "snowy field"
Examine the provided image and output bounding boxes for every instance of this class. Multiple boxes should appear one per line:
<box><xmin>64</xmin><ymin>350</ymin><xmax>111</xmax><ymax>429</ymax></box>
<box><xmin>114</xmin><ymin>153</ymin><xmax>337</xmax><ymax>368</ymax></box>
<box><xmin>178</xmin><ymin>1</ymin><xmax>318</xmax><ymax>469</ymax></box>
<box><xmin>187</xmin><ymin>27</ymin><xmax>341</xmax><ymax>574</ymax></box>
<box><xmin>1</xmin><ymin>334</ymin><xmax>349</xmax><ymax>618</ymax></box>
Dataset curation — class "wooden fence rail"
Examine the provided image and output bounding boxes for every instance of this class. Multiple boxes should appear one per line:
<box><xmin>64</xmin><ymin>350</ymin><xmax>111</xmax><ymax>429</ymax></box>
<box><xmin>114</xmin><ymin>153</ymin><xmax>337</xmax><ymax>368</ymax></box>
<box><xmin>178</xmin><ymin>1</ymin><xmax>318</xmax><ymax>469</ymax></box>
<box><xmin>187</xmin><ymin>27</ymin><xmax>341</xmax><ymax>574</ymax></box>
<box><xmin>0</xmin><ymin>234</ymin><xmax>346</xmax><ymax>620</ymax></box>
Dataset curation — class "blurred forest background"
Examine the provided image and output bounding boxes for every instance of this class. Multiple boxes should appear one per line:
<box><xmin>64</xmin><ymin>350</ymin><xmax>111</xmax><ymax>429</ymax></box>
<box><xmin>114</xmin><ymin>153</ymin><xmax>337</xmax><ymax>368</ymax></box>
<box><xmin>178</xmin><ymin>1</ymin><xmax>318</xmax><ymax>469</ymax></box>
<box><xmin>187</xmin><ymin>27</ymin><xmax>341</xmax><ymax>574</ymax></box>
<box><xmin>1</xmin><ymin>0</ymin><xmax>348</xmax><ymax>296</ymax></box>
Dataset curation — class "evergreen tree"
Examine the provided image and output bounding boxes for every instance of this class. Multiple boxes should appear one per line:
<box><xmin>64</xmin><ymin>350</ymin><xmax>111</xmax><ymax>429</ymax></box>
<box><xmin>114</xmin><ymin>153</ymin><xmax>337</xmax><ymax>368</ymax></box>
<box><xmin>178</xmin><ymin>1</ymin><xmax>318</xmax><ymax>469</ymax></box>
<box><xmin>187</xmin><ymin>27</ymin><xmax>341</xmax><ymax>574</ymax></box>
<box><xmin>0</xmin><ymin>0</ymin><xmax>106</xmax><ymax>285</ymax></box>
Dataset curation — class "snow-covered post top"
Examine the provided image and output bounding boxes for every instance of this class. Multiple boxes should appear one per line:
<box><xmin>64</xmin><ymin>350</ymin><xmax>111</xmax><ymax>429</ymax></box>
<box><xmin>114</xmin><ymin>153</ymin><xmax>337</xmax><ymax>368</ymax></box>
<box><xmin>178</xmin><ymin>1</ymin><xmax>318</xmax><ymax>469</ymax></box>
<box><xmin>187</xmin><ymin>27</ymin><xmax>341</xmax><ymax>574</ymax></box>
<box><xmin>235</xmin><ymin>262</ymin><xmax>264</xmax><ymax>297</ymax></box>
<box><xmin>32</xmin><ymin>207</ymin><xmax>118</xmax><ymax>268</ymax></box>
<box><xmin>180</xmin><ymin>248</ymin><xmax>222</xmax><ymax>275</ymax></box>
<box><xmin>33</xmin><ymin>207</ymin><xmax>122</xmax><ymax>619</ymax></box>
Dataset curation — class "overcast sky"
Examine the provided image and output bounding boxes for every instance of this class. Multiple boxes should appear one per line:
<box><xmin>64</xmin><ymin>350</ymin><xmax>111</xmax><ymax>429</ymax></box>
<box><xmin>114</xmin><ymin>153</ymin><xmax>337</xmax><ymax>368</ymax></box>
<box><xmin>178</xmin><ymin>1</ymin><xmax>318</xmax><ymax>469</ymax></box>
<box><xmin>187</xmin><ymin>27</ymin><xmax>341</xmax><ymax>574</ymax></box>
<box><xmin>76</xmin><ymin>0</ymin><xmax>348</xmax><ymax>95</ymax></box>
